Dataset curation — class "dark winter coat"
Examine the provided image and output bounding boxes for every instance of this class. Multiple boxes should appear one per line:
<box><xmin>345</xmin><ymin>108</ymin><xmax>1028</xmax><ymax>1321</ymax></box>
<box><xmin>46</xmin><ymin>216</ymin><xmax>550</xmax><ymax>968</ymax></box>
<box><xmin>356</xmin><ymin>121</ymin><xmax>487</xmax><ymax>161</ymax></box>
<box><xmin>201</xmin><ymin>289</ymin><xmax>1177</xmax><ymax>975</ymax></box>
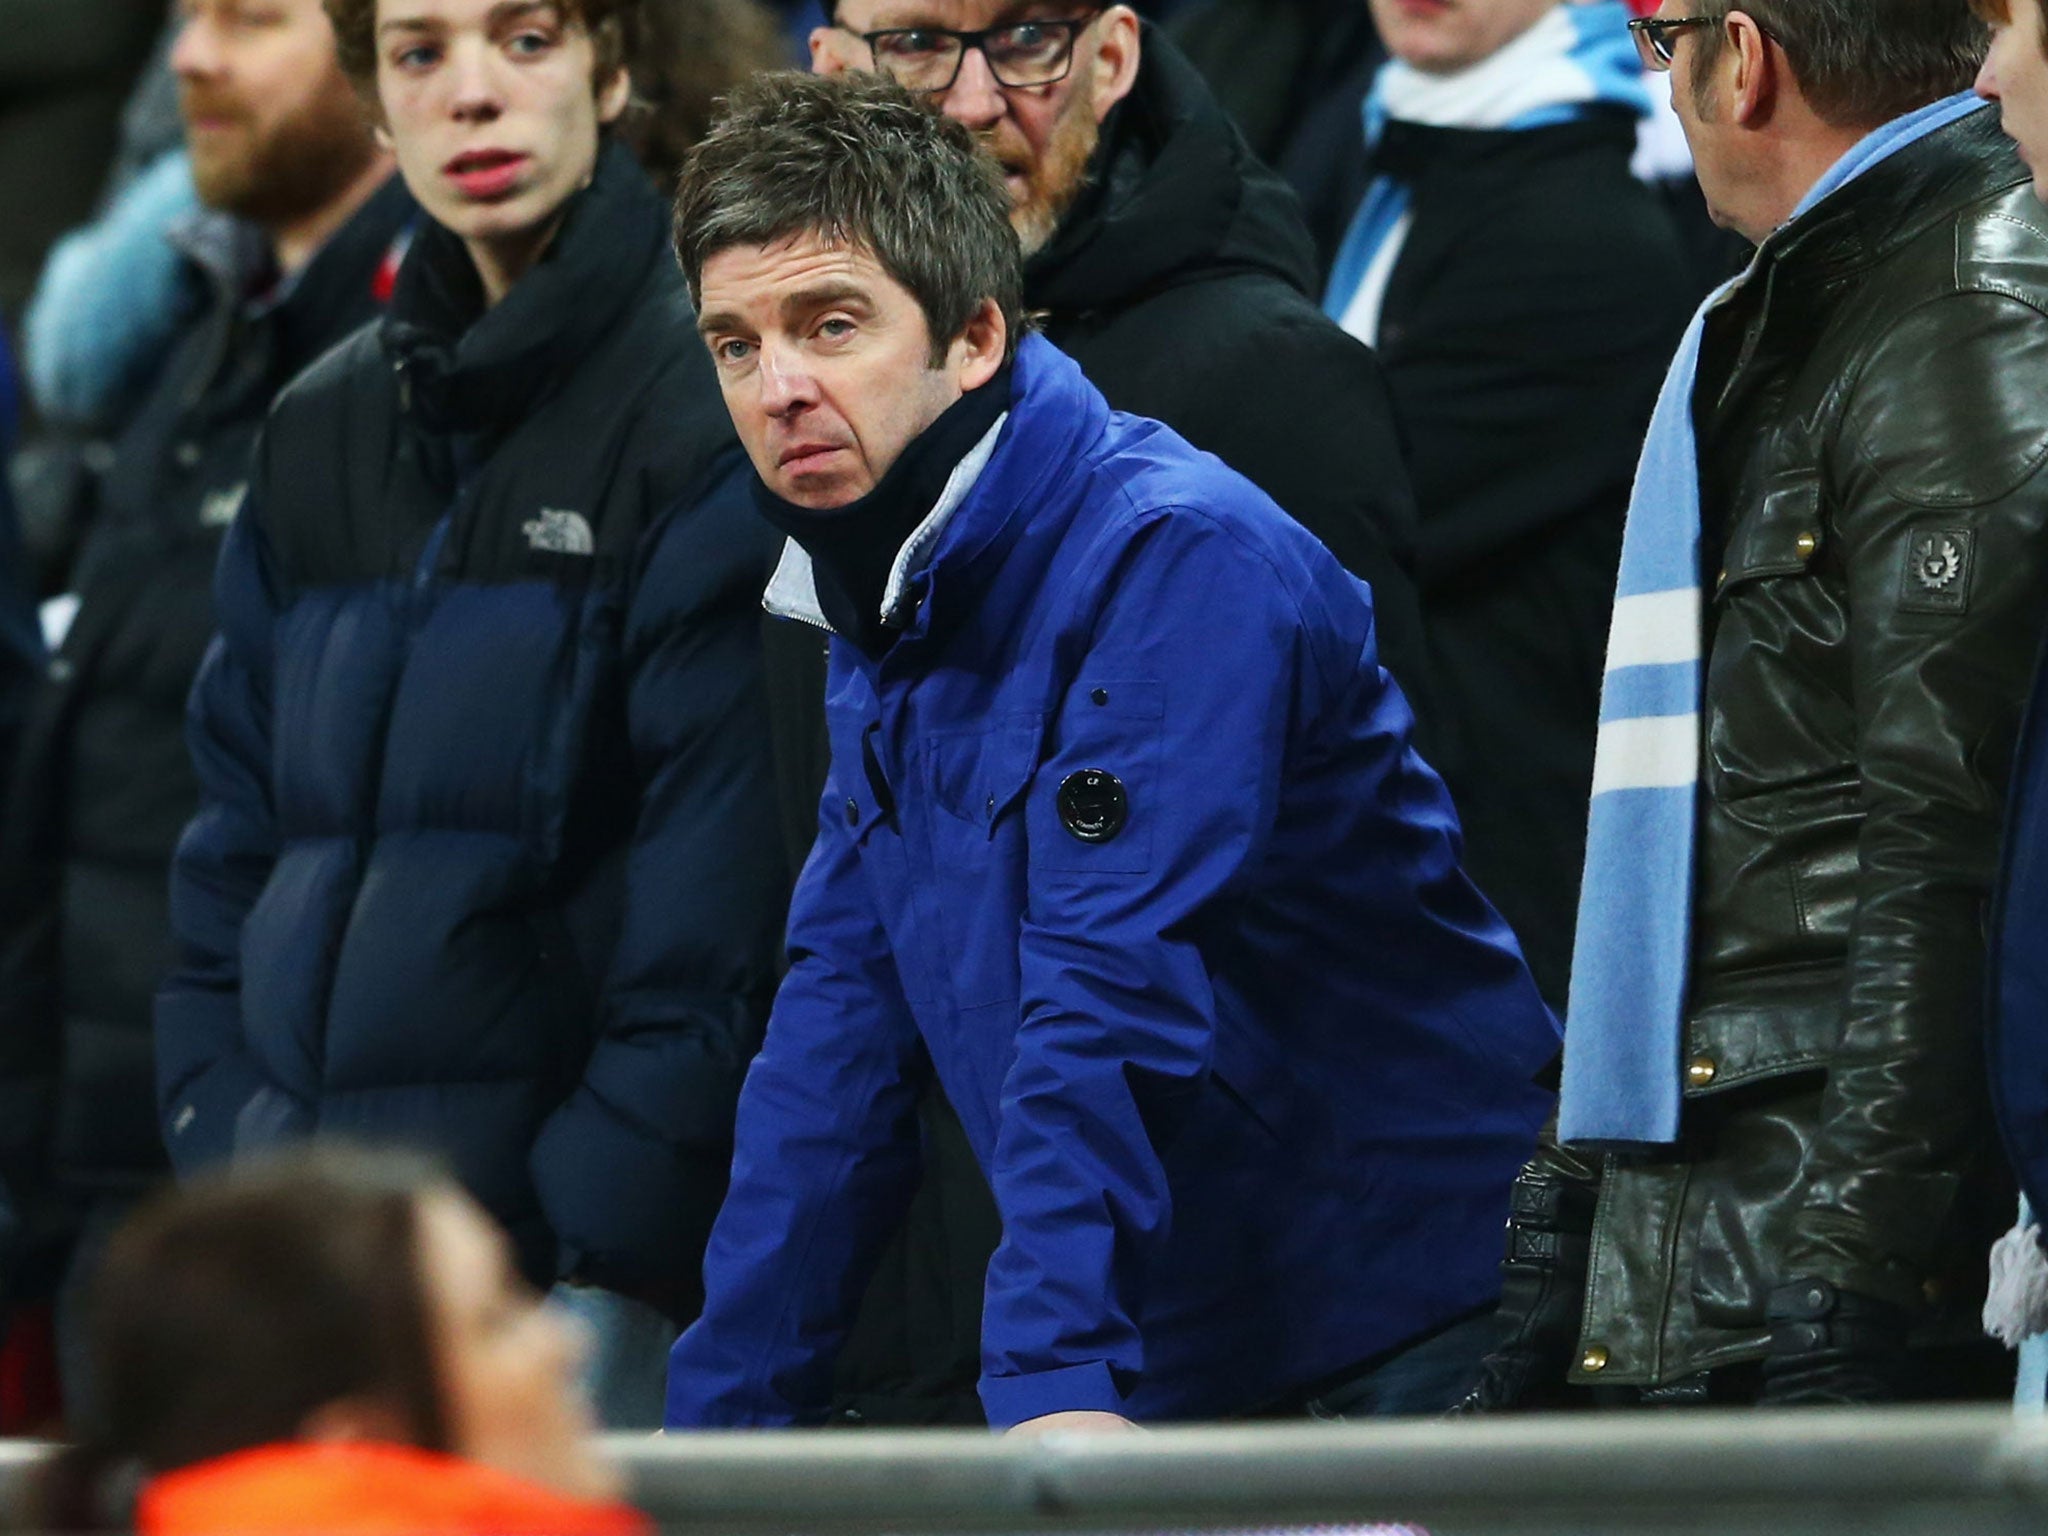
<box><xmin>1579</xmin><ymin>108</ymin><xmax>2048</xmax><ymax>1389</ymax></box>
<box><xmin>0</xmin><ymin>178</ymin><xmax>413</xmax><ymax>1293</ymax></box>
<box><xmin>1358</xmin><ymin>114</ymin><xmax>1692</xmax><ymax>1007</ymax></box>
<box><xmin>156</xmin><ymin>145</ymin><xmax>788</xmax><ymax>1313</ymax></box>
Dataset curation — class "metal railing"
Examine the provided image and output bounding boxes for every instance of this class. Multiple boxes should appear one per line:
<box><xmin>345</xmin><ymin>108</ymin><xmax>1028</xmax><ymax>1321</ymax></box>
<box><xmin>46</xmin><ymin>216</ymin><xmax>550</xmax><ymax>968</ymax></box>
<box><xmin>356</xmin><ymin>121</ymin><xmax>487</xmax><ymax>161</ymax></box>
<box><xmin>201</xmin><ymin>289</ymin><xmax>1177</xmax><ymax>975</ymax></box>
<box><xmin>612</xmin><ymin>1407</ymin><xmax>2048</xmax><ymax>1536</ymax></box>
<box><xmin>9</xmin><ymin>1407</ymin><xmax>2048</xmax><ymax>1535</ymax></box>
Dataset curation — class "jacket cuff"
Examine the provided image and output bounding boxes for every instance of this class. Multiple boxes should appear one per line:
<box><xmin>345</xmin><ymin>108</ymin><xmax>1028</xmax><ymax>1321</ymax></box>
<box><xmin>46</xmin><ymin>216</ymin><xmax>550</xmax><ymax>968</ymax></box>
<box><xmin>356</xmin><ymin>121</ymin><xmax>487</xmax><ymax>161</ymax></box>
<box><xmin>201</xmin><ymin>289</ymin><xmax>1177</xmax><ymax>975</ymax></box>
<box><xmin>978</xmin><ymin>1360</ymin><xmax>1129</xmax><ymax>1430</ymax></box>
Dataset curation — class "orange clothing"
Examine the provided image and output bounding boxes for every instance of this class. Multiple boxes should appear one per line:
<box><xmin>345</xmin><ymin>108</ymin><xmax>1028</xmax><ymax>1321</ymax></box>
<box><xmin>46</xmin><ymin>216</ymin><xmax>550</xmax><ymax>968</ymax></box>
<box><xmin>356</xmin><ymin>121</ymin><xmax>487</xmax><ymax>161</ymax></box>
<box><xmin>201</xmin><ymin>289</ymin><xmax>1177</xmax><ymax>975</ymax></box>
<box><xmin>138</xmin><ymin>1442</ymin><xmax>649</xmax><ymax>1536</ymax></box>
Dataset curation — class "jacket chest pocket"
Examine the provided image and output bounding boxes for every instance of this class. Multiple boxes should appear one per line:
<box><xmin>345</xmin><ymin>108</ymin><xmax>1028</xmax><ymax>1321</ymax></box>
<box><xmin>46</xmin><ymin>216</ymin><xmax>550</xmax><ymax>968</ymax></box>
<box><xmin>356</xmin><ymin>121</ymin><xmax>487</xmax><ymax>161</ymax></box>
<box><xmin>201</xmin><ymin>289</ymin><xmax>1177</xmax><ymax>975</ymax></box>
<box><xmin>1028</xmin><ymin>678</ymin><xmax>1165</xmax><ymax>876</ymax></box>
<box><xmin>1706</xmin><ymin>477</ymin><xmax>1853</xmax><ymax>795</ymax></box>
<box><xmin>923</xmin><ymin>715</ymin><xmax>1041</xmax><ymax>1010</ymax></box>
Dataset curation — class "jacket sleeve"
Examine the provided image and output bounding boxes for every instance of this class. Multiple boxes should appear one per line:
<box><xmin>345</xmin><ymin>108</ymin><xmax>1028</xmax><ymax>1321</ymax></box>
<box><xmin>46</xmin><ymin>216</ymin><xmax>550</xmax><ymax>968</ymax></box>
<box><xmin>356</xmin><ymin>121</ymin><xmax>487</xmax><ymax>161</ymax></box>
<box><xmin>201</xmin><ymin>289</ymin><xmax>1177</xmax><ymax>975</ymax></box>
<box><xmin>664</xmin><ymin>761</ymin><xmax>927</xmax><ymax>1426</ymax></box>
<box><xmin>1787</xmin><ymin>288</ymin><xmax>2048</xmax><ymax>1306</ymax></box>
<box><xmin>977</xmin><ymin>510</ymin><xmax>1329</xmax><ymax>1428</ymax></box>
<box><xmin>526</xmin><ymin>458</ymin><xmax>791</xmax><ymax>1312</ymax></box>
<box><xmin>155</xmin><ymin>499</ymin><xmax>288</xmax><ymax>1173</ymax></box>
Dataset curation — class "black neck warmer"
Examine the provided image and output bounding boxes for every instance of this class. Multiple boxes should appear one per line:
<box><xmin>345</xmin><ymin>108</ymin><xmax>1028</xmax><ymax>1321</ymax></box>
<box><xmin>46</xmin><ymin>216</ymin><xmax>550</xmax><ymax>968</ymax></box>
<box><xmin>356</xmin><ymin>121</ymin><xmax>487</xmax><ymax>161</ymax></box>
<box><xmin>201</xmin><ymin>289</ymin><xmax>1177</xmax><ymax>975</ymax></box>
<box><xmin>753</xmin><ymin>365</ymin><xmax>1012</xmax><ymax>654</ymax></box>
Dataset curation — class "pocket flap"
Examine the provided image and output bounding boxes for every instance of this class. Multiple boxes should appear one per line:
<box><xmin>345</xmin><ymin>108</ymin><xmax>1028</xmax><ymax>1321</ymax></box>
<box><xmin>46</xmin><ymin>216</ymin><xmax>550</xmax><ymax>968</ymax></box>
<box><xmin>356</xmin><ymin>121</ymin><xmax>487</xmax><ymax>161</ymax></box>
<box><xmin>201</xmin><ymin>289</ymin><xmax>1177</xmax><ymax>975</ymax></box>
<box><xmin>1716</xmin><ymin>478</ymin><xmax>1824</xmax><ymax>599</ymax></box>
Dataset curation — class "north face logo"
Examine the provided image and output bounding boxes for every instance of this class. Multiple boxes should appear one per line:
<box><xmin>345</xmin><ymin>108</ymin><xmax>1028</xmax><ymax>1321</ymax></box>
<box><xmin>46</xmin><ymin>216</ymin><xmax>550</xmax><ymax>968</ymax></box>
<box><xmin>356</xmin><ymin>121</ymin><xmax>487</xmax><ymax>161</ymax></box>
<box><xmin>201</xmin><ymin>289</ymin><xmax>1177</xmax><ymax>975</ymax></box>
<box><xmin>523</xmin><ymin>509</ymin><xmax>594</xmax><ymax>556</ymax></box>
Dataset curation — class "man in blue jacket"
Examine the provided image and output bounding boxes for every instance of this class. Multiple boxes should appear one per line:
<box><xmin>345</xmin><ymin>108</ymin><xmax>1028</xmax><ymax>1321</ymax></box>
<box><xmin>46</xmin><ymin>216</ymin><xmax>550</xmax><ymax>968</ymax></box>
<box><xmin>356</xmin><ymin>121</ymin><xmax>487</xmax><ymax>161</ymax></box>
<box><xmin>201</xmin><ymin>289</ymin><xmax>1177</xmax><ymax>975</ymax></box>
<box><xmin>665</xmin><ymin>72</ymin><xmax>1560</xmax><ymax>1431</ymax></box>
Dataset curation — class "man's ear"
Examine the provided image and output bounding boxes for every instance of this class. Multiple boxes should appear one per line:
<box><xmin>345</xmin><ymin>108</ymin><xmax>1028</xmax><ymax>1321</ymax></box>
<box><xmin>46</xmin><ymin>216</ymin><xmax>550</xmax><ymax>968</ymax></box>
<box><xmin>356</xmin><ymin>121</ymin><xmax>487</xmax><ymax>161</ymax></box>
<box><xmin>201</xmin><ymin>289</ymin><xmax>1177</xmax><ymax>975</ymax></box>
<box><xmin>951</xmin><ymin>297</ymin><xmax>1007</xmax><ymax>390</ymax></box>
<box><xmin>811</xmin><ymin>24</ymin><xmax>858</xmax><ymax>75</ymax></box>
<box><xmin>597</xmin><ymin>65</ymin><xmax>631</xmax><ymax>124</ymax></box>
<box><xmin>1085</xmin><ymin>5</ymin><xmax>1142</xmax><ymax>125</ymax></box>
<box><xmin>1724</xmin><ymin>9</ymin><xmax>1776</xmax><ymax>127</ymax></box>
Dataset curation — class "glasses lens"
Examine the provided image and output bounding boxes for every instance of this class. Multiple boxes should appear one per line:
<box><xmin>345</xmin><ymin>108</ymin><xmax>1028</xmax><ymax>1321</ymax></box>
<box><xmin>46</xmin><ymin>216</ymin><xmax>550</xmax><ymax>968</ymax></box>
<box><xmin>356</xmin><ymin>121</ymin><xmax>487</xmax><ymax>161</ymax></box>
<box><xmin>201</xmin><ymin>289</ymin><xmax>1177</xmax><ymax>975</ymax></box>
<box><xmin>1630</xmin><ymin>23</ymin><xmax>1671</xmax><ymax>71</ymax></box>
<box><xmin>870</xmin><ymin>29</ymin><xmax>965</xmax><ymax>89</ymax></box>
<box><xmin>983</xmin><ymin>21</ymin><xmax>1074</xmax><ymax>86</ymax></box>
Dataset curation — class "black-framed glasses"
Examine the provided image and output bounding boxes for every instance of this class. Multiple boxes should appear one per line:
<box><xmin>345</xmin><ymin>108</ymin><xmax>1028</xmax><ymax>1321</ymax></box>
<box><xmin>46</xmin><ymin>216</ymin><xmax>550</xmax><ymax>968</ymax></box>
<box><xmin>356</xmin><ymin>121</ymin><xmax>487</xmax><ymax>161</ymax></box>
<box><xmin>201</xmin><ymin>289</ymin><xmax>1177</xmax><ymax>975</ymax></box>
<box><xmin>1628</xmin><ymin>15</ymin><xmax>1713</xmax><ymax>70</ymax></box>
<box><xmin>842</xmin><ymin>10</ymin><xmax>1106</xmax><ymax>92</ymax></box>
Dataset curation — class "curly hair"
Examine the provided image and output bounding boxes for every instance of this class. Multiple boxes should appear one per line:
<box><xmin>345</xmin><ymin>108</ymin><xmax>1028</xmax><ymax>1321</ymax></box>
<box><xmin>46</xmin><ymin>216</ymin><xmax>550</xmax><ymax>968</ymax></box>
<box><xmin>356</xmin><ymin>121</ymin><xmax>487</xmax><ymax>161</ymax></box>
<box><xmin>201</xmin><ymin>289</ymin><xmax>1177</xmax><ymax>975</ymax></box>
<box><xmin>322</xmin><ymin>0</ymin><xmax>639</xmax><ymax>98</ymax></box>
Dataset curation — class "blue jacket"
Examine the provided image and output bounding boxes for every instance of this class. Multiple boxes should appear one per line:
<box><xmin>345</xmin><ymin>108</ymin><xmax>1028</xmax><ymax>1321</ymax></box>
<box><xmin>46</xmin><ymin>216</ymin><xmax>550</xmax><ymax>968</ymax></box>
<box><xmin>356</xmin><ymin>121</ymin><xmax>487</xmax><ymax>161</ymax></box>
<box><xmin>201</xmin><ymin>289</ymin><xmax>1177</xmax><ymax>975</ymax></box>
<box><xmin>157</xmin><ymin>147</ymin><xmax>789</xmax><ymax>1311</ymax></box>
<box><xmin>1993</xmin><ymin>639</ymin><xmax>2048</xmax><ymax>1224</ymax></box>
<box><xmin>666</xmin><ymin>336</ymin><xmax>1559</xmax><ymax>1428</ymax></box>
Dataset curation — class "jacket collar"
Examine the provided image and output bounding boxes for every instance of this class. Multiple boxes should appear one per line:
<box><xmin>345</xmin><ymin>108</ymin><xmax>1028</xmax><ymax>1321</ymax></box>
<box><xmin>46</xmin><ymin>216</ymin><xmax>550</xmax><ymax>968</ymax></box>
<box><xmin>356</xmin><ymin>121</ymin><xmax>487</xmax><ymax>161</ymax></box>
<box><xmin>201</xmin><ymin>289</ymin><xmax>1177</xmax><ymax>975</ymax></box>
<box><xmin>762</xmin><ymin>413</ymin><xmax>1007</xmax><ymax>636</ymax></box>
<box><xmin>380</xmin><ymin>139</ymin><xmax>664</xmax><ymax>435</ymax></box>
<box><xmin>1023</xmin><ymin>26</ymin><xmax>1320</xmax><ymax>313</ymax></box>
<box><xmin>764</xmin><ymin>335</ymin><xmax>1109</xmax><ymax>651</ymax></box>
<box><xmin>1756</xmin><ymin>106</ymin><xmax>2020</xmax><ymax>291</ymax></box>
<box><xmin>168</xmin><ymin>171</ymin><xmax>413</xmax><ymax>339</ymax></box>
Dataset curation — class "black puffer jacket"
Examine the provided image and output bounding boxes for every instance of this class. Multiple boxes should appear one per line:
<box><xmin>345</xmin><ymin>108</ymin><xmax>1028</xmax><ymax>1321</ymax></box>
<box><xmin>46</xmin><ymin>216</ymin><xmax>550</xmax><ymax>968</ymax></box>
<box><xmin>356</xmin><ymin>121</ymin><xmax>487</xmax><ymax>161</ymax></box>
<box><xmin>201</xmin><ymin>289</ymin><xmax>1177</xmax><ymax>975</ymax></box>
<box><xmin>1572</xmin><ymin>108</ymin><xmax>2048</xmax><ymax>1392</ymax></box>
<box><xmin>158</xmin><ymin>146</ymin><xmax>787</xmax><ymax>1311</ymax></box>
<box><xmin>0</xmin><ymin>175</ymin><xmax>414</xmax><ymax>1293</ymax></box>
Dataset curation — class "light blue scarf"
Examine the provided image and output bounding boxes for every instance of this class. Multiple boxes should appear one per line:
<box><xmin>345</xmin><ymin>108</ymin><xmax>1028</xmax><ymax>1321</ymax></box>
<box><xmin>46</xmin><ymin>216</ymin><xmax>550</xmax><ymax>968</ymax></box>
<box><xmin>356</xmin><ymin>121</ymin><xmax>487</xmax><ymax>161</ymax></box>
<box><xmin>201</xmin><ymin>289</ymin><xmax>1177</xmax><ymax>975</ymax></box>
<box><xmin>1557</xmin><ymin>91</ymin><xmax>1994</xmax><ymax>1147</ymax></box>
<box><xmin>1322</xmin><ymin>1</ymin><xmax>1648</xmax><ymax>332</ymax></box>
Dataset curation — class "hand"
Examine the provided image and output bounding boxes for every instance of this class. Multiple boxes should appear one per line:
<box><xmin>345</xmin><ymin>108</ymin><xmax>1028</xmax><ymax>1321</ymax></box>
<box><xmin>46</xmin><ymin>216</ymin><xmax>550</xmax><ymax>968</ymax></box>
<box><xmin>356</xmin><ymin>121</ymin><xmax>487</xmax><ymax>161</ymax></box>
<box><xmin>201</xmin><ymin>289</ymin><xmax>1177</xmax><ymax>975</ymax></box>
<box><xmin>1758</xmin><ymin>1277</ymin><xmax>1913</xmax><ymax>1406</ymax></box>
<box><xmin>1448</xmin><ymin>1148</ymin><xmax>1600</xmax><ymax>1415</ymax></box>
<box><xmin>1005</xmin><ymin>1411</ymin><xmax>1141</xmax><ymax>1437</ymax></box>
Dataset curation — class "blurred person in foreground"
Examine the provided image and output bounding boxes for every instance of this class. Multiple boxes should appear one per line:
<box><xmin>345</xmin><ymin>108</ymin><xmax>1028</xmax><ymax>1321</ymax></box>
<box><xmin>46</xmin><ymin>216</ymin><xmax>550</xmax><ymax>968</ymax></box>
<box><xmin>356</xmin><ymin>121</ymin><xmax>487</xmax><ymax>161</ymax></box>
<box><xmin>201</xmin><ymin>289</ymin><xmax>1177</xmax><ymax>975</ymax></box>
<box><xmin>798</xmin><ymin>0</ymin><xmax>1432</xmax><ymax>1427</ymax></box>
<box><xmin>664</xmin><ymin>71</ymin><xmax>1559</xmax><ymax>1433</ymax></box>
<box><xmin>1463</xmin><ymin>0</ymin><xmax>2048</xmax><ymax>1411</ymax></box>
<box><xmin>156</xmin><ymin>0</ymin><xmax>787</xmax><ymax>1427</ymax></box>
<box><xmin>37</xmin><ymin>1146</ymin><xmax>643</xmax><ymax>1536</ymax></box>
<box><xmin>1318</xmin><ymin>0</ymin><xmax>1694</xmax><ymax>1009</ymax></box>
<box><xmin>0</xmin><ymin>0</ymin><xmax>407</xmax><ymax>1422</ymax></box>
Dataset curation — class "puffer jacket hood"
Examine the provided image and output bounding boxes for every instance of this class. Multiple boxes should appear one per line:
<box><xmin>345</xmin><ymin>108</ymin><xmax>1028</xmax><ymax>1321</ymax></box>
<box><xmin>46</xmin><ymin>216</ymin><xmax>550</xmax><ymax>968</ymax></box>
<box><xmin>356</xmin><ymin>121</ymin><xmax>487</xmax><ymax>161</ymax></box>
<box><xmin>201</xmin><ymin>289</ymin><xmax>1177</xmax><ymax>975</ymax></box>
<box><xmin>1024</xmin><ymin>27</ymin><xmax>1320</xmax><ymax>315</ymax></box>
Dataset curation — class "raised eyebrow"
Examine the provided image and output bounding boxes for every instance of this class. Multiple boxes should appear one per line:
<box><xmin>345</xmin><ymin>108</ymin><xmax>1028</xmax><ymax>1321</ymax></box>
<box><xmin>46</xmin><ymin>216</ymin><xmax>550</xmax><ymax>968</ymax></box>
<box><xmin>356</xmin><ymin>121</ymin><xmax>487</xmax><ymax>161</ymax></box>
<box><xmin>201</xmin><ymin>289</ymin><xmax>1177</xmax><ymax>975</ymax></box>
<box><xmin>781</xmin><ymin>283</ymin><xmax>874</xmax><ymax>319</ymax></box>
<box><xmin>488</xmin><ymin>0</ymin><xmax>561</xmax><ymax>30</ymax></box>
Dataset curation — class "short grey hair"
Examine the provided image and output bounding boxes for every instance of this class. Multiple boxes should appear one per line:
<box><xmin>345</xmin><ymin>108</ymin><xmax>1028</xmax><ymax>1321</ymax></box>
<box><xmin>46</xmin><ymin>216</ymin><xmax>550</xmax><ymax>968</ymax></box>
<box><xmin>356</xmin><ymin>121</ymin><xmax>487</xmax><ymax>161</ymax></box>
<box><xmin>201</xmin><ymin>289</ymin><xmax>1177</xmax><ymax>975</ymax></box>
<box><xmin>673</xmin><ymin>71</ymin><xmax>1024</xmax><ymax>366</ymax></box>
<box><xmin>1691</xmin><ymin>0</ymin><xmax>1987</xmax><ymax>127</ymax></box>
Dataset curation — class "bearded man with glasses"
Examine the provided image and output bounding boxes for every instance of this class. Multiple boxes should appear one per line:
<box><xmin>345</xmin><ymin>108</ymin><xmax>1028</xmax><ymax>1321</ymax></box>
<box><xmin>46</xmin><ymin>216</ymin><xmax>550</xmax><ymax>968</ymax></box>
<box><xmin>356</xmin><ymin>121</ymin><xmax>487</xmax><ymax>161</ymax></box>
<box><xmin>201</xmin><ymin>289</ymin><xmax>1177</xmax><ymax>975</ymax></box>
<box><xmin>793</xmin><ymin>0</ymin><xmax>1437</xmax><ymax>1427</ymax></box>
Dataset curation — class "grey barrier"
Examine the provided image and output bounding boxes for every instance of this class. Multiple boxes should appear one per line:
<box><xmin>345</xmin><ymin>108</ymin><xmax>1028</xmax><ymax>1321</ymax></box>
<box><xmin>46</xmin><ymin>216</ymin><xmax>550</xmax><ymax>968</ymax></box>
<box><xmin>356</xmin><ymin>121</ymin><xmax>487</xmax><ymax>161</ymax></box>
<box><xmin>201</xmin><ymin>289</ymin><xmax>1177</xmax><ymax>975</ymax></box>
<box><xmin>8</xmin><ymin>1408</ymin><xmax>2048</xmax><ymax>1534</ymax></box>
<box><xmin>610</xmin><ymin>1408</ymin><xmax>2048</xmax><ymax>1536</ymax></box>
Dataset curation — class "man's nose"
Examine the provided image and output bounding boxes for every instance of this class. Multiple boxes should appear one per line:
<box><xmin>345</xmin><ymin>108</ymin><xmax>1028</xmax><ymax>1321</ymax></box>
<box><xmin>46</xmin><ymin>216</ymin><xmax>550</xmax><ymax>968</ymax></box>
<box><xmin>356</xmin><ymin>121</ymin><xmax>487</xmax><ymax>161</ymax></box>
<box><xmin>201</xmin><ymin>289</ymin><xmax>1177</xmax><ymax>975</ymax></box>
<box><xmin>170</xmin><ymin>12</ymin><xmax>222</xmax><ymax>80</ymax></box>
<box><xmin>447</xmin><ymin>39</ymin><xmax>505</xmax><ymax>121</ymax></box>
<box><xmin>759</xmin><ymin>346</ymin><xmax>817</xmax><ymax>415</ymax></box>
<box><xmin>1976</xmin><ymin>48</ymin><xmax>2004</xmax><ymax>103</ymax></box>
<box><xmin>937</xmin><ymin>43</ymin><xmax>1008</xmax><ymax>132</ymax></box>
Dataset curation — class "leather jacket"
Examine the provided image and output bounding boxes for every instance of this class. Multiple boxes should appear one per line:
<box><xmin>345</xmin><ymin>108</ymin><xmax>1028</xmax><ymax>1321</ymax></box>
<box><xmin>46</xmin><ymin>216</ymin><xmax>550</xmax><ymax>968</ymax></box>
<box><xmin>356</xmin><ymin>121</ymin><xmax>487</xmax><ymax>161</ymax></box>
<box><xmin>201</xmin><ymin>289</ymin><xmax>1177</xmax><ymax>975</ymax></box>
<box><xmin>1572</xmin><ymin>109</ymin><xmax>2048</xmax><ymax>1389</ymax></box>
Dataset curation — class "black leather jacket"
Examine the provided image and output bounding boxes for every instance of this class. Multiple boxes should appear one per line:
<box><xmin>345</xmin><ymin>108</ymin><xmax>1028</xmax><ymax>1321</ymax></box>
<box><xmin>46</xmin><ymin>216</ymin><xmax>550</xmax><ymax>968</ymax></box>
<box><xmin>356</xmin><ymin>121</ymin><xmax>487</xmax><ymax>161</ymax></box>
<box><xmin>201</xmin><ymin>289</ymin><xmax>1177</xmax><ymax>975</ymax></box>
<box><xmin>1573</xmin><ymin>109</ymin><xmax>2048</xmax><ymax>1389</ymax></box>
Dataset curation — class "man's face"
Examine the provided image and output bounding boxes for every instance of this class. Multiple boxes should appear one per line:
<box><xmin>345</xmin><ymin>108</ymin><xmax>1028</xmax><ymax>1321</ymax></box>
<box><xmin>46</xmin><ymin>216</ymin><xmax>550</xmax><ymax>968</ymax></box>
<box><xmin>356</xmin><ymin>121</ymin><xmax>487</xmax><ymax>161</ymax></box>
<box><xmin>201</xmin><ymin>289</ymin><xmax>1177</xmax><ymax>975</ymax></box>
<box><xmin>372</xmin><ymin>0</ymin><xmax>627</xmax><ymax>259</ymax></box>
<box><xmin>172</xmin><ymin>0</ymin><xmax>379</xmax><ymax>228</ymax></box>
<box><xmin>1367</xmin><ymin>0</ymin><xmax>1559</xmax><ymax>74</ymax></box>
<box><xmin>696</xmin><ymin>232</ymin><xmax>1003</xmax><ymax>510</ymax></box>
<box><xmin>1654</xmin><ymin>0</ymin><xmax>1745</xmax><ymax>233</ymax></box>
<box><xmin>1979</xmin><ymin>0</ymin><xmax>2048</xmax><ymax>201</ymax></box>
<box><xmin>813</xmin><ymin>2</ymin><xmax>1139</xmax><ymax>256</ymax></box>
